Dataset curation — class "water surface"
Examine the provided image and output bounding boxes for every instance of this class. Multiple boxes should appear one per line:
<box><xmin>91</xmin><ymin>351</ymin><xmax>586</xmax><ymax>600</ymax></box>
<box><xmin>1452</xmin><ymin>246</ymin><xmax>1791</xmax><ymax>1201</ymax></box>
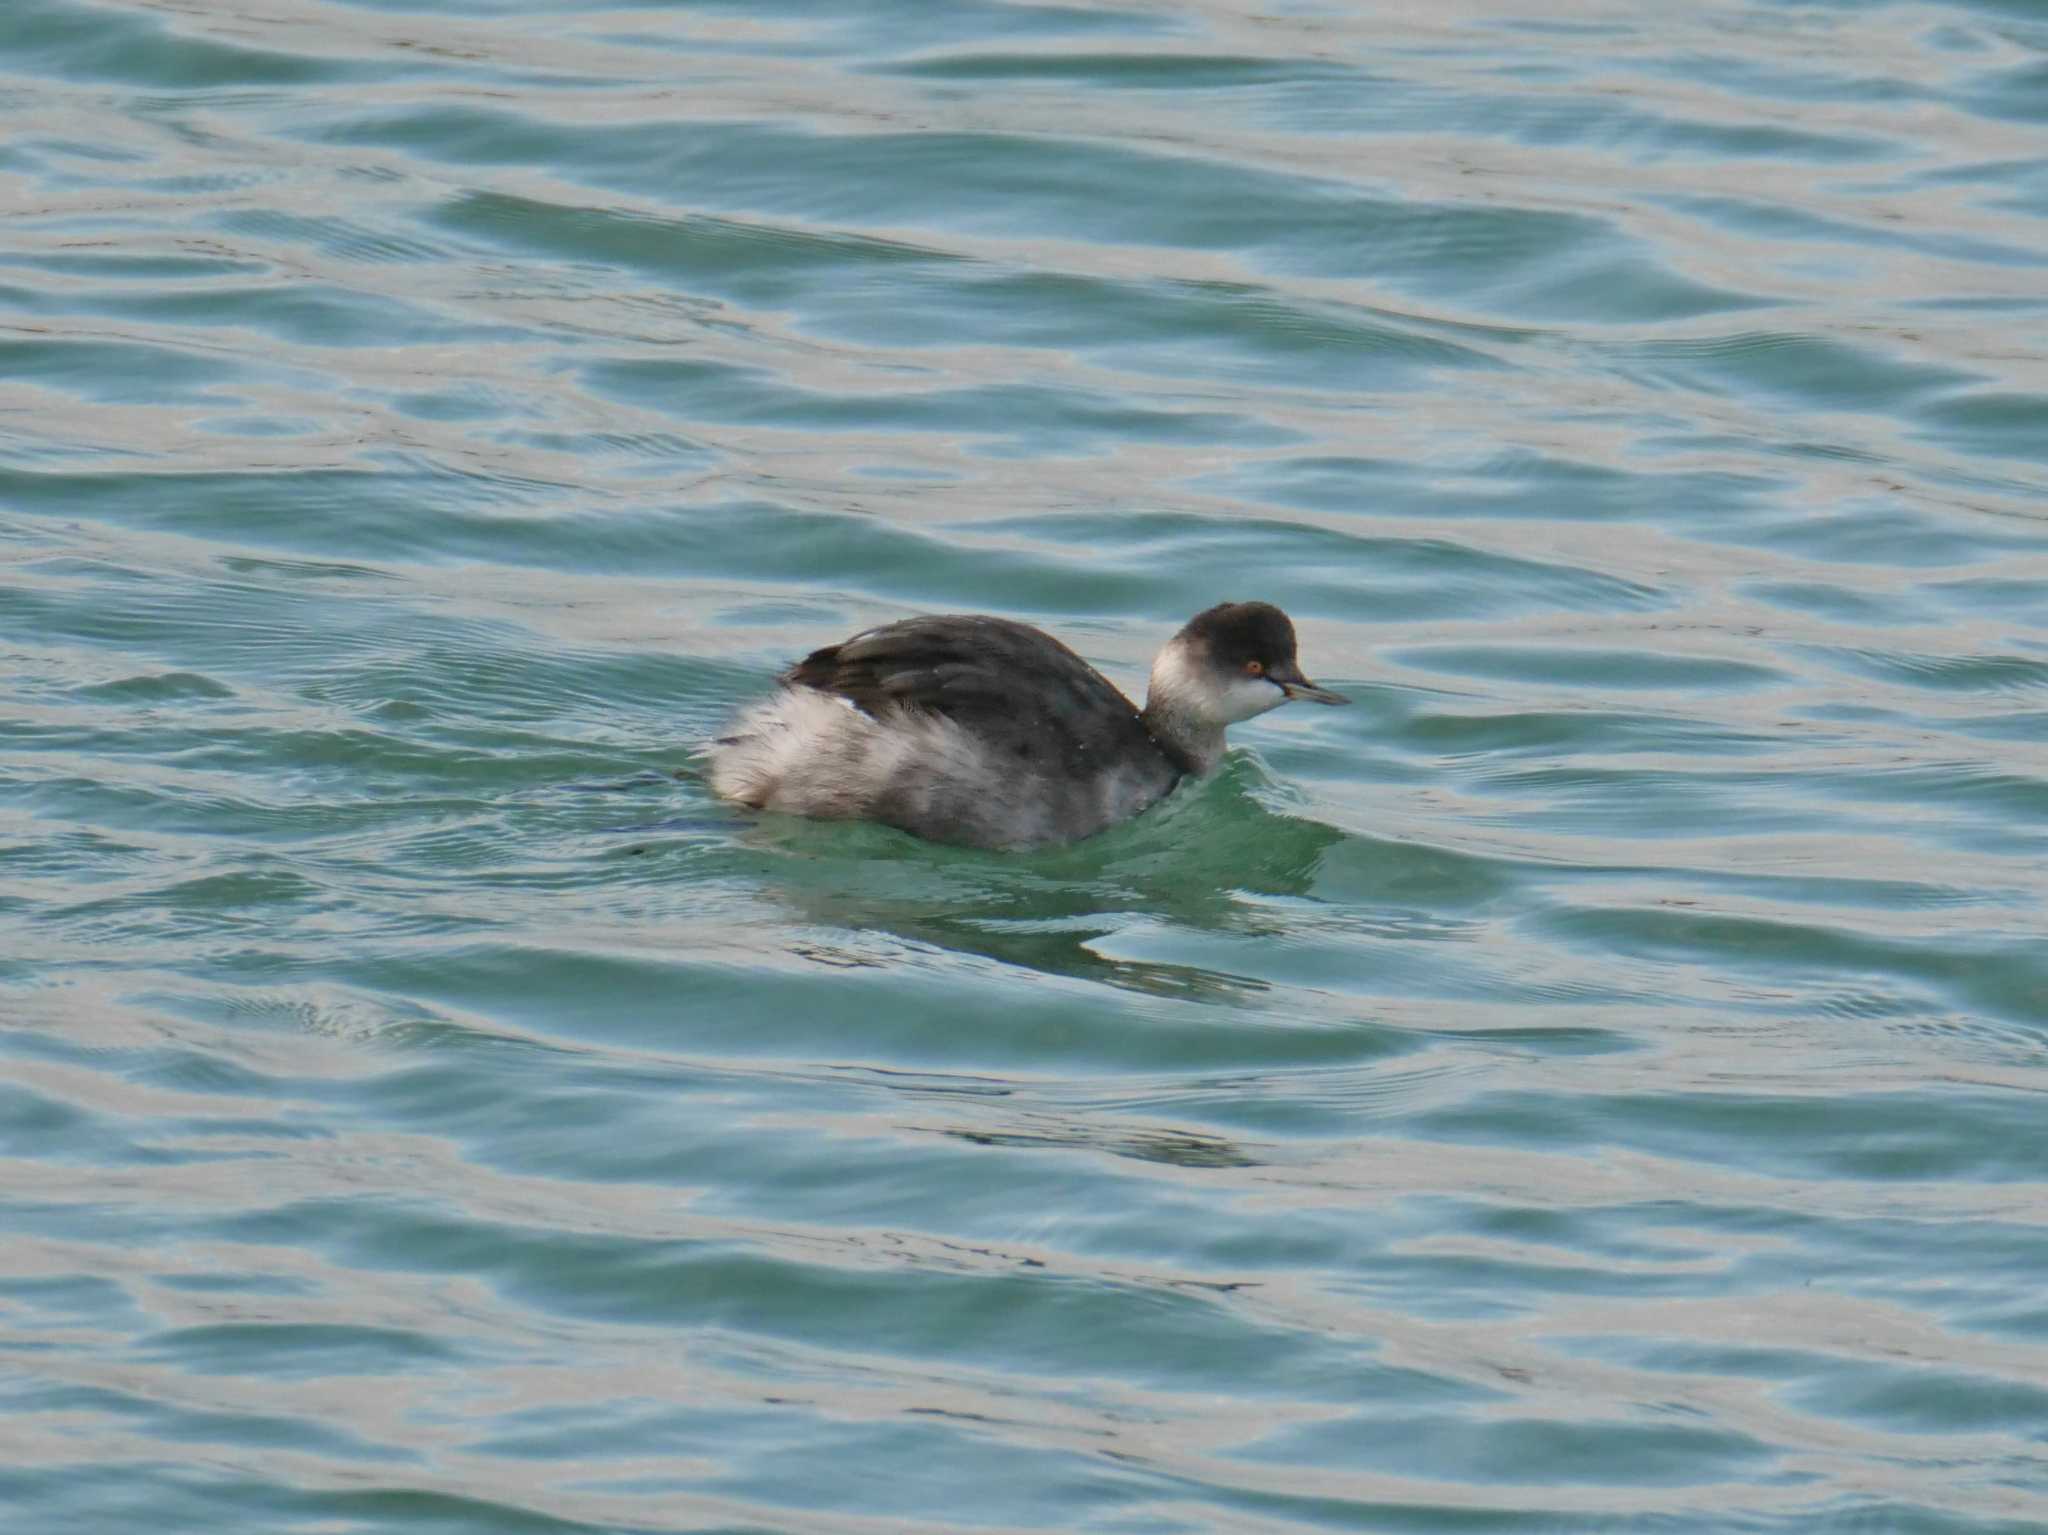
<box><xmin>4</xmin><ymin>1</ymin><xmax>2047</xmax><ymax>1531</ymax></box>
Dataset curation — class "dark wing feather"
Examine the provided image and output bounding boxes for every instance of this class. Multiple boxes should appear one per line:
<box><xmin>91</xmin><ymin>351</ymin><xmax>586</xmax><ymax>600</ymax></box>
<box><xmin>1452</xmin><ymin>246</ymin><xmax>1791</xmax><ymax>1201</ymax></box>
<box><xmin>784</xmin><ymin>616</ymin><xmax>1163</xmax><ymax>775</ymax></box>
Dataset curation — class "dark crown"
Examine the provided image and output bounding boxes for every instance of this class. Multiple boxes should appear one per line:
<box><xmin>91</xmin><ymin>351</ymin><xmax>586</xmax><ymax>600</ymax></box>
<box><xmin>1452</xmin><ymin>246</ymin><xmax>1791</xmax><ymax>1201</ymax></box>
<box><xmin>1177</xmin><ymin>601</ymin><xmax>1298</xmax><ymax>668</ymax></box>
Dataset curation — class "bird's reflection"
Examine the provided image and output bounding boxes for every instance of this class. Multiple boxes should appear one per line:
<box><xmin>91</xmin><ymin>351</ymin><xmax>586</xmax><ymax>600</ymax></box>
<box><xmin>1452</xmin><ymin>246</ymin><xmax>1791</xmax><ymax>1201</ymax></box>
<box><xmin>728</xmin><ymin>757</ymin><xmax>1347</xmax><ymax>1000</ymax></box>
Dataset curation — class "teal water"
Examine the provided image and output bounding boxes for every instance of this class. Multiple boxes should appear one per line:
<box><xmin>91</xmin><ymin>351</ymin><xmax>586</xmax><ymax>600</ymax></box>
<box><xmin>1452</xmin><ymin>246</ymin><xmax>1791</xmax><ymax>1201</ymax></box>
<box><xmin>4</xmin><ymin>0</ymin><xmax>2047</xmax><ymax>1530</ymax></box>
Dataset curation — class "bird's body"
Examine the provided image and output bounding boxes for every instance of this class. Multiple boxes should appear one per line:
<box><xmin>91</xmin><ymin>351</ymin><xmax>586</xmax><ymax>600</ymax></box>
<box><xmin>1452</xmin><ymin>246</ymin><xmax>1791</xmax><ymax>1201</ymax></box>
<box><xmin>705</xmin><ymin>602</ymin><xmax>1347</xmax><ymax>849</ymax></box>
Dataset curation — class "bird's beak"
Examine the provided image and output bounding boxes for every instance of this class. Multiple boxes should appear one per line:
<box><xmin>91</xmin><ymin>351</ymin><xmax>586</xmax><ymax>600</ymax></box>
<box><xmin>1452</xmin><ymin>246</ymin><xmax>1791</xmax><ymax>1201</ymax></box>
<box><xmin>1269</xmin><ymin>661</ymin><xmax>1350</xmax><ymax>706</ymax></box>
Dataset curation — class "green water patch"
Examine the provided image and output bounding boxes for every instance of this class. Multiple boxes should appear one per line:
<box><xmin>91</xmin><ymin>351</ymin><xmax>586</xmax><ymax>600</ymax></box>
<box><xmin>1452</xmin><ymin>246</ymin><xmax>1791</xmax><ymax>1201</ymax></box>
<box><xmin>9</xmin><ymin>0</ymin><xmax>369</xmax><ymax>90</ymax></box>
<box><xmin>319</xmin><ymin>109</ymin><xmax>1764</xmax><ymax>314</ymax></box>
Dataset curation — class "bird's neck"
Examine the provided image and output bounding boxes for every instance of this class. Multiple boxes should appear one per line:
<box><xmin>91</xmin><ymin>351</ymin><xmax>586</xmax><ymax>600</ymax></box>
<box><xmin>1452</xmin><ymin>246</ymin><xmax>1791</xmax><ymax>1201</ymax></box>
<box><xmin>1140</xmin><ymin>642</ymin><xmax>1226</xmax><ymax>775</ymax></box>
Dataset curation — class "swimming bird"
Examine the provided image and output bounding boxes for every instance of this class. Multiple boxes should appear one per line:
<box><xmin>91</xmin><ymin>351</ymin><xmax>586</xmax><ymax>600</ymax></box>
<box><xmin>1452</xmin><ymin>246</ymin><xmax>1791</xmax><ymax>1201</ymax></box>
<box><xmin>705</xmin><ymin>601</ymin><xmax>1349</xmax><ymax>849</ymax></box>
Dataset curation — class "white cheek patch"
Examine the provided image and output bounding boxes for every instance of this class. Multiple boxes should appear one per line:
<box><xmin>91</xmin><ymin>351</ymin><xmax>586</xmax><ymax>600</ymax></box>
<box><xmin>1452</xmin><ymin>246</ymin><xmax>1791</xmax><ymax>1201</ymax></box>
<box><xmin>1147</xmin><ymin>641</ymin><xmax>1286</xmax><ymax>728</ymax></box>
<box><xmin>1220</xmin><ymin>674</ymin><xmax>1286</xmax><ymax>723</ymax></box>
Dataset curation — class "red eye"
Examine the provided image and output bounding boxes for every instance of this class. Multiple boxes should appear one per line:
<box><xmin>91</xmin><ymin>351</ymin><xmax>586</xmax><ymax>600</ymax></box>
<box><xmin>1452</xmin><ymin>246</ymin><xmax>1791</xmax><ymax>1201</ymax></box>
<box><xmin>1245</xmin><ymin>659</ymin><xmax>1264</xmax><ymax>677</ymax></box>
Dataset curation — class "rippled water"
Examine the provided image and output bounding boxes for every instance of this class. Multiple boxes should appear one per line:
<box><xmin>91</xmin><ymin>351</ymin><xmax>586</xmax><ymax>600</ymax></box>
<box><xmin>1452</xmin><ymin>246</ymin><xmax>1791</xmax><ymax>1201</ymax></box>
<box><xmin>5</xmin><ymin>0</ymin><xmax>2048</xmax><ymax>1529</ymax></box>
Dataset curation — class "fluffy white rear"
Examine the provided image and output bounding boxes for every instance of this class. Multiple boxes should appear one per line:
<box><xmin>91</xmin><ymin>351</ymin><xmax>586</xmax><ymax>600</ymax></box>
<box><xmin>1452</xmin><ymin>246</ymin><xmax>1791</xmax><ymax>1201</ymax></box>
<box><xmin>706</xmin><ymin>687</ymin><xmax>993</xmax><ymax>824</ymax></box>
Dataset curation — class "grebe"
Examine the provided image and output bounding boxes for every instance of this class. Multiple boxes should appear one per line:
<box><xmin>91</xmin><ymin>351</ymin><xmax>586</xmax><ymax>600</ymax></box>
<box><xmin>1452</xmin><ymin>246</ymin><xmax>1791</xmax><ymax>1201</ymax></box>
<box><xmin>705</xmin><ymin>601</ymin><xmax>1349</xmax><ymax>849</ymax></box>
